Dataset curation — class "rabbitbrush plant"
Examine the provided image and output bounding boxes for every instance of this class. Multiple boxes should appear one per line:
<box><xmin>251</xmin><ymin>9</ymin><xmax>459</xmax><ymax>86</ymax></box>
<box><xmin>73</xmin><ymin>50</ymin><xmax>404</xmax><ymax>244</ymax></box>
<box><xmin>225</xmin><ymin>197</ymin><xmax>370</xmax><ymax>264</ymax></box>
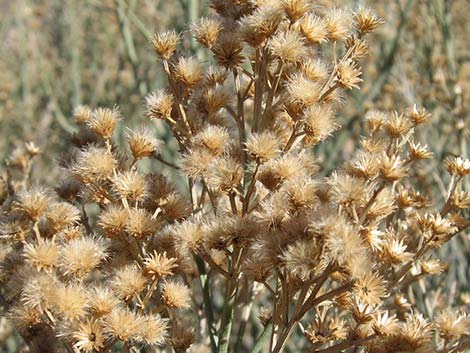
<box><xmin>1</xmin><ymin>1</ymin><xmax>470</xmax><ymax>353</ymax></box>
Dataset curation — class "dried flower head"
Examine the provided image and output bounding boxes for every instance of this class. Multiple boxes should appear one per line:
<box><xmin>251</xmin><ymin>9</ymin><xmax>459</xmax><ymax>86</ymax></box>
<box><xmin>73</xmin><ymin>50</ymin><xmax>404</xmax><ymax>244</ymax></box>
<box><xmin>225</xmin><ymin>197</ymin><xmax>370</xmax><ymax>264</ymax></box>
<box><xmin>126</xmin><ymin>126</ymin><xmax>161</xmax><ymax>160</ymax></box>
<box><xmin>192</xmin><ymin>17</ymin><xmax>222</xmax><ymax>48</ymax></box>
<box><xmin>161</xmin><ymin>280</ymin><xmax>191</xmax><ymax>309</ymax></box>
<box><xmin>144</xmin><ymin>251</ymin><xmax>178</xmax><ymax>278</ymax></box>
<box><xmin>246</xmin><ymin>131</ymin><xmax>280</xmax><ymax>164</ymax></box>
<box><xmin>87</xmin><ymin>107</ymin><xmax>120</xmax><ymax>139</ymax></box>
<box><xmin>146</xmin><ymin>90</ymin><xmax>174</xmax><ymax>120</ymax></box>
<box><xmin>152</xmin><ymin>30</ymin><xmax>179</xmax><ymax>60</ymax></box>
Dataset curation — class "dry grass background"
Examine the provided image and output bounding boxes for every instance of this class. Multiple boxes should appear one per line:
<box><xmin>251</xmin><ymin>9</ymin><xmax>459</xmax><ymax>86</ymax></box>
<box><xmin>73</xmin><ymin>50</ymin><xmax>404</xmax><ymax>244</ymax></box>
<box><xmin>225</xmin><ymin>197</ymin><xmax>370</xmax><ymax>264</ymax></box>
<box><xmin>0</xmin><ymin>0</ymin><xmax>469</xmax><ymax>352</ymax></box>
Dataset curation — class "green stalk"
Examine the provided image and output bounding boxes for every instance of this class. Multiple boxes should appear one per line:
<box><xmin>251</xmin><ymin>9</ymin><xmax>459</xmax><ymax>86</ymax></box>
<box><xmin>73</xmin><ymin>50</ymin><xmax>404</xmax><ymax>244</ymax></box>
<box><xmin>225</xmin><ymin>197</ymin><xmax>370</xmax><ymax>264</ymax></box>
<box><xmin>194</xmin><ymin>255</ymin><xmax>218</xmax><ymax>353</ymax></box>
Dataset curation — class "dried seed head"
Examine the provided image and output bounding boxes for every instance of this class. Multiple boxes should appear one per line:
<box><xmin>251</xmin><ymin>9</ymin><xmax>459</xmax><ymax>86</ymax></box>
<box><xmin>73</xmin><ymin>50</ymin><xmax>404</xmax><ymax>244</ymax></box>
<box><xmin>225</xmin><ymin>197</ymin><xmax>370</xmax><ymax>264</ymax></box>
<box><xmin>160</xmin><ymin>192</ymin><xmax>192</xmax><ymax>221</ymax></box>
<box><xmin>408</xmin><ymin>141</ymin><xmax>433</xmax><ymax>161</ymax></box>
<box><xmin>113</xmin><ymin>265</ymin><xmax>147</xmax><ymax>300</ymax></box>
<box><xmin>354</xmin><ymin>8</ymin><xmax>384</xmax><ymax>36</ymax></box>
<box><xmin>246</xmin><ymin>131</ymin><xmax>280</xmax><ymax>164</ymax></box>
<box><xmin>144</xmin><ymin>251</ymin><xmax>178</xmax><ymax>278</ymax></box>
<box><xmin>300</xmin><ymin>14</ymin><xmax>328</xmax><ymax>43</ymax></box>
<box><xmin>98</xmin><ymin>205</ymin><xmax>128</xmax><ymax>238</ymax></box>
<box><xmin>337</xmin><ymin>59</ymin><xmax>362</xmax><ymax>90</ymax></box>
<box><xmin>103</xmin><ymin>308</ymin><xmax>142</xmax><ymax>342</ymax></box>
<box><xmin>173</xmin><ymin>218</ymin><xmax>204</xmax><ymax>253</ymax></box>
<box><xmin>146</xmin><ymin>90</ymin><xmax>174</xmax><ymax>120</ymax></box>
<box><xmin>353</xmin><ymin>272</ymin><xmax>387</xmax><ymax>306</ymax></box>
<box><xmin>45</xmin><ymin>202</ymin><xmax>82</xmax><ymax>232</ymax></box>
<box><xmin>125</xmin><ymin>208</ymin><xmax>159</xmax><ymax>238</ymax></box>
<box><xmin>152</xmin><ymin>30</ymin><xmax>179</xmax><ymax>60</ymax></box>
<box><xmin>198</xmin><ymin>85</ymin><xmax>232</xmax><ymax>115</ymax></box>
<box><xmin>60</xmin><ymin>237</ymin><xmax>108</xmax><ymax>278</ymax></box>
<box><xmin>193</xmin><ymin>125</ymin><xmax>230</xmax><ymax>156</ymax></box>
<box><xmin>302</xmin><ymin>104</ymin><xmax>338</xmax><ymax>145</ymax></box>
<box><xmin>169</xmin><ymin>320</ymin><xmax>195</xmax><ymax>352</ymax></box>
<box><xmin>282</xmin><ymin>0</ymin><xmax>311</xmax><ymax>22</ymax></box>
<box><xmin>269</xmin><ymin>30</ymin><xmax>308</xmax><ymax>63</ymax></box>
<box><xmin>87</xmin><ymin>107</ymin><xmax>120</xmax><ymax>139</ymax></box>
<box><xmin>161</xmin><ymin>280</ymin><xmax>191</xmax><ymax>309</ymax></box>
<box><xmin>212</xmin><ymin>32</ymin><xmax>245</xmax><ymax>69</ymax></box>
<box><xmin>175</xmin><ymin>57</ymin><xmax>204</xmax><ymax>87</ymax></box>
<box><xmin>15</xmin><ymin>187</ymin><xmax>51</xmax><ymax>221</ymax></box>
<box><xmin>400</xmin><ymin>312</ymin><xmax>433</xmax><ymax>348</ymax></box>
<box><xmin>206</xmin><ymin>157</ymin><xmax>243</xmax><ymax>192</ymax></box>
<box><xmin>54</xmin><ymin>283</ymin><xmax>89</xmax><ymax>320</ymax></box>
<box><xmin>408</xmin><ymin>105</ymin><xmax>431</xmax><ymax>125</ymax></box>
<box><xmin>286</xmin><ymin>73</ymin><xmax>322</xmax><ymax>112</ymax></box>
<box><xmin>192</xmin><ymin>17</ymin><xmax>222</xmax><ymax>48</ymax></box>
<box><xmin>325</xmin><ymin>8</ymin><xmax>352</xmax><ymax>41</ymax></box>
<box><xmin>71</xmin><ymin>146</ymin><xmax>117</xmax><ymax>183</ymax></box>
<box><xmin>239</xmin><ymin>5</ymin><xmax>284</xmax><ymax>47</ymax></box>
<box><xmin>181</xmin><ymin>149</ymin><xmax>214</xmax><ymax>178</ymax></box>
<box><xmin>379</xmin><ymin>153</ymin><xmax>407</xmax><ymax>182</ymax></box>
<box><xmin>126</xmin><ymin>126</ymin><xmax>161</xmax><ymax>160</ymax></box>
<box><xmin>347</xmin><ymin>151</ymin><xmax>380</xmax><ymax>179</ymax></box>
<box><xmin>72</xmin><ymin>319</ymin><xmax>106</xmax><ymax>353</ymax></box>
<box><xmin>385</xmin><ymin>112</ymin><xmax>412</xmax><ymax>138</ymax></box>
<box><xmin>73</xmin><ymin>105</ymin><xmax>93</xmax><ymax>124</ymax></box>
<box><xmin>327</xmin><ymin>172</ymin><xmax>369</xmax><ymax>208</ymax></box>
<box><xmin>112</xmin><ymin>170</ymin><xmax>148</xmax><ymax>203</ymax></box>
<box><xmin>87</xmin><ymin>286</ymin><xmax>120</xmax><ymax>317</ymax></box>
<box><xmin>24</xmin><ymin>239</ymin><xmax>60</xmax><ymax>272</ymax></box>
<box><xmin>364</xmin><ymin>110</ymin><xmax>387</xmax><ymax>134</ymax></box>
<box><xmin>435</xmin><ymin>310</ymin><xmax>469</xmax><ymax>340</ymax></box>
<box><xmin>300</xmin><ymin>58</ymin><xmax>329</xmax><ymax>82</ymax></box>
<box><xmin>444</xmin><ymin>156</ymin><xmax>470</xmax><ymax>176</ymax></box>
<box><xmin>136</xmin><ymin>314</ymin><xmax>168</xmax><ymax>347</ymax></box>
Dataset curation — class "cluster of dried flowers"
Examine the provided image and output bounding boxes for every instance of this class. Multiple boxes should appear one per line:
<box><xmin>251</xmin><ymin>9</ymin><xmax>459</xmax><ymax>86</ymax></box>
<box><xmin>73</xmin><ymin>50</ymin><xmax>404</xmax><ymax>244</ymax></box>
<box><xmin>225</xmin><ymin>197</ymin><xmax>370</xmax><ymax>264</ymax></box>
<box><xmin>1</xmin><ymin>1</ymin><xmax>470</xmax><ymax>352</ymax></box>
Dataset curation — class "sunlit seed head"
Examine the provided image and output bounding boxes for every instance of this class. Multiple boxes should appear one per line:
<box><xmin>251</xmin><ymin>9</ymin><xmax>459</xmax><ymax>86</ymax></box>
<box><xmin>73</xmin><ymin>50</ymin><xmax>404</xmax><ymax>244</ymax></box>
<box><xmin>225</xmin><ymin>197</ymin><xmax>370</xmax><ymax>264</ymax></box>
<box><xmin>87</xmin><ymin>107</ymin><xmax>120</xmax><ymax>139</ymax></box>
<box><xmin>192</xmin><ymin>17</ymin><xmax>222</xmax><ymax>48</ymax></box>
<box><xmin>145</xmin><ymin>90</ymin><xmax>174</xmax><ymax>120</ymax></box>
<box><xmin>300</xmin><ymin>14</ymin><xmax>328</xmax><ymax>43</ymax></box>
<box><xmin>152</xmin><ymin>30</ymin><xmax>179</xmax><ymax>60</ymax></box>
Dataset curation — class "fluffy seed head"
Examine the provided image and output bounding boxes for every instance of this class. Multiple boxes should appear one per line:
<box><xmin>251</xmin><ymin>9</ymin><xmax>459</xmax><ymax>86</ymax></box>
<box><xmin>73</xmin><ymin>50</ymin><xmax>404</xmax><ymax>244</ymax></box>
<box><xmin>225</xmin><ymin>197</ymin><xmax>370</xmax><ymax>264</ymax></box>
<box><xmin>282</xmin><ymin>0</ymin><xmax>311</xmax><ymax>22</ymax></box>
<box><xmin>337</xmin><ymin>59</ymin><xmax>362</xmax><ymax>90</ymax></box>
<box><xmin>152</xmin><ymin>30</ymin><xmax>179</xmax><ymax>60</ymax></box>
<box><xmin>24</xmin><ymin>239</ymin><xmax>60</xmax><ymax>272</ymax></box>
<box><xmin>212</xmin><ymin>32</ymin><xmax>245</xmax><ymax>69</ymax></box>
<box><xmin>302</xmin><ymin>104</ymin><xmax>338</xmax><ymax>145</ymax></box>
<box><xmin>113</xmin><ymin>265</ymin><xmax>147</xmax><ymax>300</ymax></box>
<box><xmin>73</xmin><ymin>319</ymin><xmax>106</xmax><ymax>353</ymax></box>
<box><xmin>146</xmin><ymin>90</ymin><xmax>174</xmax><ymax>120</ymax></box>
<box><xmin>112</xmin><ymin>170</ymin><xmax>148</xmax><ymax>203</ymax></box>
<box><xmin>246</xmin><ymin>131</ymin><xmax>280</xmax><ymax>164</ymax></box>
<box><xmin>71</xmin><ymin>146</ymin><xmax>117</xmax><ymax>183</ymax></box>
<box><xmin>192</xmin><ymin>17</ymin><xmax>222</xmax><ymax>48</ymax></box>
<box><xmin>15</xmin><ymin>187</ymin><xmax>51</xmax><ymax>220</ymax></box>
<box><xmin>354</xmin><ymin>8</ymin><xmax>384</xmax><ymax>36</ymax></box>
<box><xmin>325</xmin><ymin>8</ymin><xmax>352</xmax><ymax>41</ymax></box>
<box><xmin>144</xmin><ymin>251</ymin><xmax>178</xmax><ymax>278</ymax></box>
<box><xmin>87</xmin><ymin>107</ymin><xmax>120</xmax><ymax>139</ymax></box>
<box><xmin>60</xmin><ymin>237</ymin><xmax>108</xmax><ymax>278</ymax></box>
<box><xmin>269</xmin><ymin>30</ymin><xmax>308</xmax><ymax>63</ymax></box>
<box><xmin>300</xmin><ymin>14</ymin><xmax>328</xmax><ymax>43</ymax></box>
<box><xmin>174</xmin><ymin>57</ymin><xmax>204</xmax><ymax>87</ymax></box>
<box><xmin>161</xmin><ymin>280</ymin><xmax>191</xmax><ymax>309</ymax></box>
<box><xmin>126</xmin><ymin>126</ymin><xmax>161</xmax><ymax>159</ymax></box>
<box><xmin>125</xmin><ymin>208</ymin><xmax>159</xmax><ymax>238</ymax></box>
<box><xmin>73</xmin><ymin>105</ymin><xmax>93</xmax><ymax>124</ymax></box>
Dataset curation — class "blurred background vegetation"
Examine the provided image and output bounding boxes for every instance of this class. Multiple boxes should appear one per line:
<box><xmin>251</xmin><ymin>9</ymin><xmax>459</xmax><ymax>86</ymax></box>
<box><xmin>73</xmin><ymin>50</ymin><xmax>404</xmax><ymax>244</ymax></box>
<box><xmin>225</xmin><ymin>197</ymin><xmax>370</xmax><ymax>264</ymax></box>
<box><xmin>0</xmin><ymin>0</ymin><xmax>469</xmax><ymax>351</ymax></box>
